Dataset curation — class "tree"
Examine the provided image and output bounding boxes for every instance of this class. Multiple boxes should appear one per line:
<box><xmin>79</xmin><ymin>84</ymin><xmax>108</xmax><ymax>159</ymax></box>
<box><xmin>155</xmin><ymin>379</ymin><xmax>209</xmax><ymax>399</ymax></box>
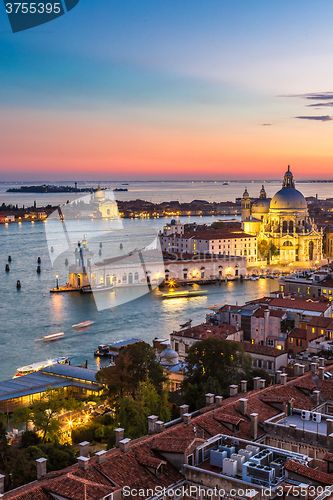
<box><xmin>96</xmin><ymin>342</ymin><xmax>167</xmax><ymax>404</ymax></box>
<box><xmin>183</xmin><ymin>338</ymin><xmax>252</xmax><ymax>410</ymax></box>
<box><xmin>12</xmin><ymin>388</ymin><xmax>83</xmax><ymax>443</ymax></box>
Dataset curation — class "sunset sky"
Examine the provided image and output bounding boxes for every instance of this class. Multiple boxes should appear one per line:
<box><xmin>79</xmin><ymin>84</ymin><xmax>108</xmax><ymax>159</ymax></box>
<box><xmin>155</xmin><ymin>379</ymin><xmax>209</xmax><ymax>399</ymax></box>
<box><xmin>1</xmin><ymin>0</ymin><xmax>333</xmax><ymax>180</ymax></box>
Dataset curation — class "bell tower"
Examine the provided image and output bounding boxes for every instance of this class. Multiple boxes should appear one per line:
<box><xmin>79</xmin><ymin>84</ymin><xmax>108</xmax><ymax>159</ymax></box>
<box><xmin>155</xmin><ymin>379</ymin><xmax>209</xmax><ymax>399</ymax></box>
<box><xmin>241</xmin><ymin>188</ymin><xmax>251</xmax><ymax>221</ymax></box>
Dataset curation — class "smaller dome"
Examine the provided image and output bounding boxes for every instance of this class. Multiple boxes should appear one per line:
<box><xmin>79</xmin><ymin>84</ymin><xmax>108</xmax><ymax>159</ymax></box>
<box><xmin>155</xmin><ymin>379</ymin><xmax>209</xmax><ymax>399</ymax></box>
<box><xmin>160</xmin><ymin>346</ymin><xmax>179</xmax><ymax>365</ymax></box>
<box><xmin>94</xmin><ymin>185</ymin><xmax>105</xmax><ymax>200</ymax></box>
<box><xmin>243</xmin><ymin>188</ymin><xmax>249</xmax><ymax>199</ymax></box>
<box><xmin>251</xmin><ymin>198</ymin><xmax>270</xmax><ymax>214</ymax></box>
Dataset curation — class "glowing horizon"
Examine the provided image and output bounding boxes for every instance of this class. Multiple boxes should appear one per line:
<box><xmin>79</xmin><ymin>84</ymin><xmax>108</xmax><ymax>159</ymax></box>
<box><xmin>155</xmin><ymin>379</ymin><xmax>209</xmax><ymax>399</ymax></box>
<box><xmin>1</xmin><ymin>1</ymin><xmax>333</xmax><ymax>180</ymax></box>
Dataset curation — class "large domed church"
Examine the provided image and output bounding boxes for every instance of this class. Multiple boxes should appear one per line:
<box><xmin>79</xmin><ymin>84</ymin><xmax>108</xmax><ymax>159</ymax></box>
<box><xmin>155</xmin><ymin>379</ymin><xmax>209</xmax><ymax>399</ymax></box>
<box><xmin>241</xmin><ymin>167</ymin><xmax>323</xmax><ymax>265</ymax></box>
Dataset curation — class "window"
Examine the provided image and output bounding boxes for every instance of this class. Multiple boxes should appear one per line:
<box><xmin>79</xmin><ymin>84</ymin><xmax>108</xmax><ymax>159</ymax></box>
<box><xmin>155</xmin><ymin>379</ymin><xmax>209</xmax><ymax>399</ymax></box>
<box><xmin>267</xmin><ymin>339</ymin><xmax>274</xmax><ymax>347</ymax></box>
<box><xmin>175</xmin><ymin>343</ymin><xmax>179</xmax><ymax>352</ymax></box>
<box><xmin>312</xmin><ymin>327</ymin><xmax>315</xmax><ymax>333</ymax></box>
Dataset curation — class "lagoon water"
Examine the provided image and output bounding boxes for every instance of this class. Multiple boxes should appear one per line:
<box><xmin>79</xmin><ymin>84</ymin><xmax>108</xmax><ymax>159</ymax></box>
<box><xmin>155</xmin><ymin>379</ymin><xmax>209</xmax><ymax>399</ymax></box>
<box><xmin>0</xmin><ymin>180</ymin><xmax>330</xmax><ymax>381</ymax></box>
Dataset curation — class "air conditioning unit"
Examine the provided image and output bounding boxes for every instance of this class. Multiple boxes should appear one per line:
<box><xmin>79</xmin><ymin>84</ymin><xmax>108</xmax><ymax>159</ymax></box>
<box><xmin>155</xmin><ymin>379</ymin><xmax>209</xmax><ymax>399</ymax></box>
<box><xmin>223</xmin><ymin>458</ymin><xmax>237</xmax><ymax>477</ymax></box>
<box><xmin>301</xmin><ymin>410</ymin><xmax>310</xmax><ymax>420</ymax></box>
<box><xmin>219</xmin><ymin>445</ymin><xmax>235</xmax><ymax>457</ymax></box>
<box><xmin>210</xmin><ymin>449</ymin><xmax>227</xmax><ymax>467</ymax></box>
<box><xmin>231</xmin><ymin>453</ymin><xmax>245</xmax><ymax>472</ymax></box>
<box><xmin>238</xmin><ymin>449</ymin><xmax>252</xmax><ymax>461</ymax></box>
<box><xmin>246</xmin><ymin>445</ymin><xmax>260</xmax><ymax>455</ymax></box>
<box><xmin>311</xmin><ymin>412</ymin><xmax>321</xmax><ymax>423</ymax></box>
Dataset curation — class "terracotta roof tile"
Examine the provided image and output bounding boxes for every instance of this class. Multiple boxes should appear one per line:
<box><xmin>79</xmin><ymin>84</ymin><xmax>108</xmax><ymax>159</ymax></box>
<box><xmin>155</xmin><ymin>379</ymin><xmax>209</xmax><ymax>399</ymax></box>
<box><xmin>285</xmin><ymin>459</ymin><xmax>333</xmax><ymax>485</ymax></box>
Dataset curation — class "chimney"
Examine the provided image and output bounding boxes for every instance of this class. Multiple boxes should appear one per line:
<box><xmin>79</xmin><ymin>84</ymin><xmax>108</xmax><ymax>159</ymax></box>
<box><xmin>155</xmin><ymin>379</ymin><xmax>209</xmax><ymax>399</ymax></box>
<box><xmin>239</xmin><ymin>398</ymin><xmax>248</xmax><ymax>416</ymax></box>
<box><xmin>36</xmin><ymin>458</ymin><xmax>47</xmax><ymax>480</ymax></box>
<box><xmin>155</xmin><ymin>421</ymin><xmax>164</xmax><ymax>433</ymax></box>
<box><xmin>79</xmin><ymin>441</ymin><xmax>90</xmax><ymax>458</ymax></box>
<box><xmin>115</xmin><ymin>428</ymin><xmax>124</xmax><ymax>447</ymax></box>
<box><xmin>313</xmin><ymin>390</ymin><xmax>320</xmax><ymax>406</ymax></box>
<box><xmin>313</xmin><ymin>356</ymin><xmax>319</xmax><ymax>365</ymax></box>
<box><xmin>78</xmin><ymin>456</ymin><xmax>90</xmax><ymax>470</ymax></box>
<box><xmin>215</xmin><ymin>395</ymin><xmax>223</xmax><ymax>406</ymax></box>
<box><xmin>240</xmin><ymin>380</ymin><xmax>247</xmax><ymax>393</ymax></box>
<box><xmin>299</xmin><ymin>364</ymin><xmax>305</xmax><ymax>376</ymax></box>
<box><xmin>148</xmin><ymin>415</ymin><xmax>158</xmax><ymax>434</ymax></box>
<box><xmin>319</xmin><ymin>367</ymin><xmax>325</xmax><ymax>380</ymax></box>
<box><xmin>259</xmin><ymin>379</ymin><xmax>266</xmax><ymax>390</ymax></box>
<box><xmin>253</xmin><ymin>377</ymin><xmax>261</xmax><ymax>390</ymax></box>
<box><xmin>294</xmin><ymin>363</ymin><xmax>300</xmax><ymax>377</ymax></box>
<box><xmin>205</xmin><ymin>393</ymin><xmax>215</xmax><ymax>406</ymax></box>
<box><xmin>280</xmin><ymin>373</ymin><xmax>287</xmax><ymax>385</ymax></box>
<box><xmin>119</xmin><ymin>438</ymin><xmax>131</xmax><ymax>453</ymax></box>
<box><xmin>180</xmin><ymin>405</ymin><xmax>189</xmax><ymax>418</ymax></box>
<box><xmin>95</xmin><ymin>450</ymin><xmax>107</xmax><ymax>465</ymax></box>
<box><xmin>327</xmin><ymin>419</ymin><xmax>333</xmax><ymax>437</ymax></box>
<box><xmin>183</xmin><ymin>413</ymin><xmax>192</xmax><ymax>426</ymax></box>
<box><xmin>276</xmin><ymin>370</ymin><xmax>282</xmax><ymax>384</ymax></box>
<box><xmin>0</xmin><ymin>475</ymin><xmax>4</xmax><ymax>494</ymax></box>
<box><xmin>319</xmin><ymin>357</ymin><xmax>325</xmax><ymax>368</ymax></box>
<box><xmin>310</xmin><ymin>363</ymin><xmax>317</xmax><ymax>374</ymax></box>
<box><xmin>250</xmin><ymin>413</ymin><xmax>258</xmax><ymax>440</ymax></box>
<box><xmin>230</xmin><ymin>384</ymin><xmax>238</xmax><ymax>397</ymax></box>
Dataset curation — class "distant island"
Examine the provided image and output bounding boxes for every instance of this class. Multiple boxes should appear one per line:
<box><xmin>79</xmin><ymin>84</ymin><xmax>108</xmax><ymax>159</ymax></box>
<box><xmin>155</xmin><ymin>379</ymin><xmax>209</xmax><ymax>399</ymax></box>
<box><xmin>7</xmin><ymin>185</ymin><xmax>100</xmax><ymax>194</ymax></box>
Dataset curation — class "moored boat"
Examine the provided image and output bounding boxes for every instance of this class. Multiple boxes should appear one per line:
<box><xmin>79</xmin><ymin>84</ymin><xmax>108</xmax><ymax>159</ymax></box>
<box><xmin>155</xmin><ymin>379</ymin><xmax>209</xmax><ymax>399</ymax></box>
<box><xmin>13</xmin><ymin>356</ymin><xmax>68</xmax><ymax>378</ymax></box>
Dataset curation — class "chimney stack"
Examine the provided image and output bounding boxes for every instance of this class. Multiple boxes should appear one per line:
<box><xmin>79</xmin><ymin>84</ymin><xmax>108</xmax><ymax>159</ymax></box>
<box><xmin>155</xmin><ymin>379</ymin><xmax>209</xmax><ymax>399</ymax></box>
<box><xmin>205</xmin><ymin>393</ymin><xmax>215</xmax><ymax>406</ymax></box>
<box><xmin>313</xmin><ymin>390</ymin><xmax>320</xmax><ymax>406</ymax></box>
<box><xmin>240</xmin><ymin>380</ymin><xmax>248</xmax><ymax>393</ymax></box>
<box><xmin>299</xmin><ymin>364</ymin><xmax>305</xmax><ymax>376</ymax></box>
<box><xmin>78</xmin><ymin>457</ymin><xmax>90</xmax><ymax>470</ymax></box>
<box><xmin>259</xmin><ymin>379</ymin><xmax>266</xmax><ymax>390</ymax></box>
<box><xmin>239</xmin><ymin>398</ymin><xmax>248</xmax><ymax>416</ymax></box>
<box><xmin>0</xmin><ymin>475</ymin><xmax>5</xmax><ymax>494</ymax></box>
<box><xmin>215</xmin><ymin>396</ymin><xmax>223</xmax><ymax>406</ymax></box>
<box><xmin>115</xmin><ymin>428</ymin><xmax>124</xmax><ymax>447</ymax></box>
<box><xmin>253</xmin><ymin>377</ymin><xmax>261</xmax><ymax>390</ymax></box>
<box><xmin>310</xmin><ymin>362</ymin><xmax>317</xmax><ymax>374</ymax></box>
<box><xmin>180</xmin><ymin>405</ymin><xmax>189</xmax><ymax>418</ymax></box>
<box><xmin>250</xmin><ymin>413</ymin><xmax>258</xmax><ymax>440</ymax></box>
<box><xmin>319</xmin><ymin>357</ymin><xmax>325</xmax><ymax>368</ymax></box>
<box><xmin>119</xmin><ymin>438</ymin><xmax>131</xmax><ymax>453</ymax></box>
<box><xmin>319</xmin><ymin>367</ymin><xmax>325</xmax><ymax>380</ymax></box>
<box><xmin>79</xmin><ymin>441</ymin><xmax>90</xmax><ymax>458</ymax></box>
<box><xmin>280</xmin><ymin>373</ymin><xmax>287</xmax><ymax>385</ymax></box>
<box><xmin>276</xmin><ymin>370</ymin><xmax>282</xmax><ymax>384</ymax></box>
<box><xmin>183</xmin><ymin>413</ymin><xmax>192</xmax><ymax>426</ymax></box>
<box><xmin>155</xmin><ymin>421</ymin><xmax>164</xmax><ymax>433</ymax></box>
<box><xmin>148</xmin><ymin>415</ymin><xmax>158</xmax><ymax>434</ymax></box>
<box><xmin>327</xmin><ymin>419</ymin><xmax>333</xmax><ymax>437</ymax></box>
<box><xmin>95</xmin><ymin>450</ymin><xmax>107</xmax><ymax>465</ymax></box>
<box><xmin>36</xmin><ymin>458</ymin><xmax>47</xmax><ymax>480</ymax></box>
<box><xmin>294</xmin><ymin>363</ymin><xmax>300</xmax><ymax>377</ymax></box>
<box><xmin>230</xmin><ymin>385</ymin><xmax>238</xmax><ymax>397</ymax></box>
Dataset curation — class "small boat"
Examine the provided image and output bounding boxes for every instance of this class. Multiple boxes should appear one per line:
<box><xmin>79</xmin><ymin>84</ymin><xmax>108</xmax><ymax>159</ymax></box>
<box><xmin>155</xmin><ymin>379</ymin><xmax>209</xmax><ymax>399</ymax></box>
<box><xmin>35</xmin><ymin>332</ymin><xmax>65</xmax><ymax>342</ymax></box>
<box><xmin>180</xmin><ymin>319</ymin><xmax>192</xmax><ymax>329</ymax></box>
<box><xmin>161</xmin><ymin>290</ymin><xmax>207</xmax><ymax>299</ymax></box>
<box><xmin>72</xmin><ymin>320</ymin><xmax>95</xmax><ymax>329</ymax></box>
<box><xmin>13</xmin><ymin>357</ymin><xmax>68</xmax><ymax>378</ymax></box>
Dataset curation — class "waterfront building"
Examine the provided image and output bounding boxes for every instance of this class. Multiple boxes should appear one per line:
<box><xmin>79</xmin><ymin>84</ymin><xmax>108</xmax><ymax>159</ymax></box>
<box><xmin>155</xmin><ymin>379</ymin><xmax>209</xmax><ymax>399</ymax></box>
<box><xmin>279</xmin><ymin>269</ymin><xmax>333</xmax><ymax>299</ymax></box>
<box><xmin>241</xmin><ymin>166</ymin><xmax>323</xmax><ymax>265</ymax></box>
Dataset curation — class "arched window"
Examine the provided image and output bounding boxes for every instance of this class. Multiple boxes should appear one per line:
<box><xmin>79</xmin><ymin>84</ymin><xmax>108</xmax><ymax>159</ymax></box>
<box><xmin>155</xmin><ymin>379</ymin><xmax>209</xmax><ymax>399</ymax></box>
<box><xmin>282</xmin><ymin>221</ymin><xmax>288</xmax><ymax>233</ymax></box>
<box><xmin>122</xmin><ymin>273</ymin><xmax>127</xmax><ymax>283</ymax></box>
<box><xmin>134</xmin><ymin>272</ymin><xmax>139</xmax><ymax>282</ymax></box>
<box><xmin>289</xmin><ymin>220</ymin><xmax>294</xmax><ymax>233</ymax></box>
<box><xmin>128</xmin><ymin>273</ymin><xmax>133</xmax><ymax>284</ymax></box>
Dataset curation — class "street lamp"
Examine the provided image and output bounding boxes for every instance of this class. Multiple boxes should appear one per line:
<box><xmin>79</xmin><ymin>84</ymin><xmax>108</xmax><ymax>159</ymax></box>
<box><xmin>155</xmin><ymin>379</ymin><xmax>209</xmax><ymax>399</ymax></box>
<box><xmin>56</xmin><ymin>275</ymin><xmax>59</xmax><ymax>290</ymax></box>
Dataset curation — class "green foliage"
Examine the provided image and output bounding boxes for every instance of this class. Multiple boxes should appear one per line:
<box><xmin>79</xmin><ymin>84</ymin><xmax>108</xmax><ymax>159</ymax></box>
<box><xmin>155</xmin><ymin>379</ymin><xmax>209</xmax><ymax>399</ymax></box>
<box><xmin>183</xmin><ymin>338</ymin><xmax>252</xmax><ymax>410</ymax></box>
<box><xmin>12</xmin><ymin>388</ymin><xmax>84</xmax><ymax>443</ymax></box>
<box><xmin>118</xmin><ymin>381</ymin><xmax>171</xmax><ymax>439</ymax></box>
<box><xmin>71</xmin><ymin>421</ymin><xmax>98</xmax><ymax>444</ymax></box>
<box><xmin>96</xmin><ymin>341</ymin><xmax>167</xmax><ymax>405</ymax></box>
<box><xmin>21</xmin><ymin>431</ymin><xmax>41</xmax><ymax>448</ymax></box>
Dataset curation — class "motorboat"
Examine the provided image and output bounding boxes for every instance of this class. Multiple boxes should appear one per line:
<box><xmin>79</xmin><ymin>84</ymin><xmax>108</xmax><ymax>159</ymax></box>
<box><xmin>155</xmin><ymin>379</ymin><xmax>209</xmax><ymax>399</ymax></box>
<box><xmin>13</xmin><ymin>356</ymin><xmax>68</xmax><ymax>378</ymax></box>
<box><xmin>72</xmin><ymin>321</ymin><xmax>95</xmax><ymax>329</ymax></box>
<box><xmin>161</xmin><ymin>289</ymin><xmax>207</xmax><ymax>299</ymax></box>
<box><xmin>35</xmin><ymin>332</ymin><xmax>65</xmax><ymax>342</ymax></box>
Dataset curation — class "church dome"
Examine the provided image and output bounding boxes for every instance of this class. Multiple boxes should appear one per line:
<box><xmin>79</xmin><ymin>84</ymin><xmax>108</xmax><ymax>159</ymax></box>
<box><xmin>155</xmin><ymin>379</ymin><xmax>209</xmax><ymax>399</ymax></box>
<box><xmin>270</xmin><ymin>166</ymin><xmax>307</xmax><ymax>211</ymax></box>
<box><xmin>94</xmin><ymin>185</ymin><xmax>105</xmax><ymax>200</ymax></box>
<box><xmin>252</xmin><ymin>199</ymin><xmax>270</xmax><ymax>214</ymax></box>
<box><xmin>160</xmin><ymin>346</ymin><xmax>179</xmax><ymax>365</ymax></box>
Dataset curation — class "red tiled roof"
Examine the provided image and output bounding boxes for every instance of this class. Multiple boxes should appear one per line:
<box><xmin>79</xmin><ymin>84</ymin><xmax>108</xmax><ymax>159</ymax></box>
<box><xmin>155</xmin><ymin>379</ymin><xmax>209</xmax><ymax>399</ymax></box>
<box><xmin>307</xmin><ymin>316</ymin><xmax>333</xmax><ymax>328</ymax></box>
<box><xmin>252</xmin><ymin>307</ymin><xmax>286</xmax><ymax>319</ymax></box>
<box><xmin>324</xmin><ymin>452</ymin><xmax>333</xmax><ymax>462</ymax></box>
<box><xmin>269</xmin><ymin>297</ymin><xmax>331</xmax><ymax>313</ymax></box>
<box><xmin>284</xmin><ymin>459</ymin><xmax>333</xmax><ymax>485</ymax></box>
<box><xmin>232</xmin><ymin>341</ymin><xmax>287</xmax><ymax>357</ymax></box>
<box><xmin>288</xmin><ymin>328</ymin><xmax>307</xmax><ymax>340</ymax></box>
<box><xmin>171</xmin><ymin>323</ymin><xmax>238</xmax><ymax>340</ymax></box>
